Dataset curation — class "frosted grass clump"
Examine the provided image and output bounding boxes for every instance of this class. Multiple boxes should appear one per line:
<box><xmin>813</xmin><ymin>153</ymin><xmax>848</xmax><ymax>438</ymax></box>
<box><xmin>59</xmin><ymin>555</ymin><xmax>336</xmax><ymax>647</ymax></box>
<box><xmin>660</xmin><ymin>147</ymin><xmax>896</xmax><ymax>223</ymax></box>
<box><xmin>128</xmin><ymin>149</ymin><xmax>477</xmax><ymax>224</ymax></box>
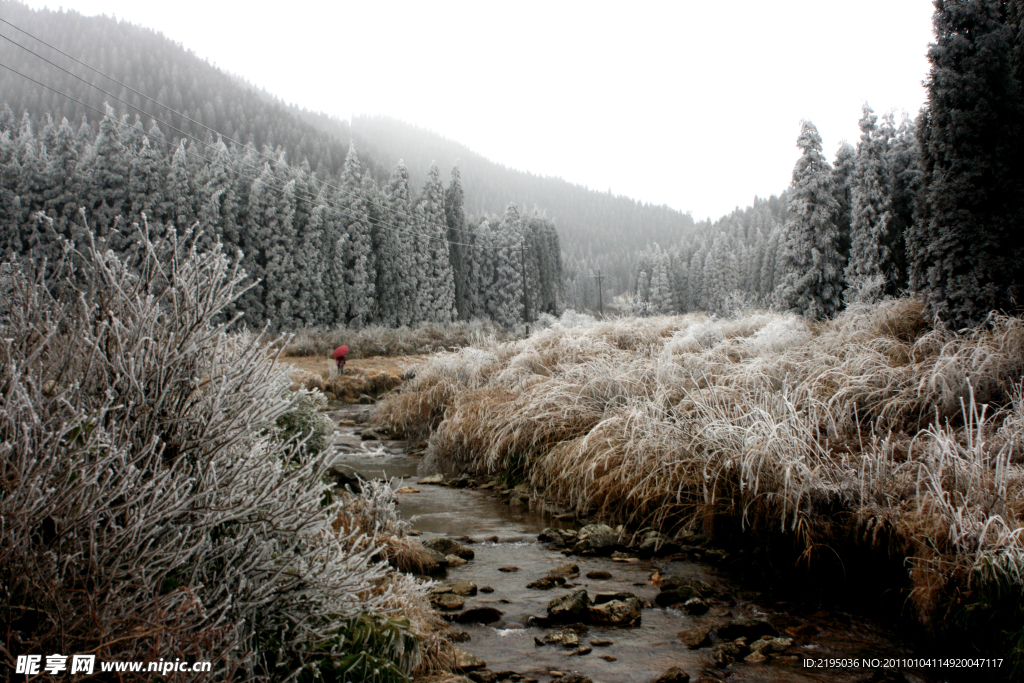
<box><xmin>537</xmin><ymin>309</ymin><xmax>598</xmax><ymax>330</ymax></box>
<box><xmin>748</xmin><ymin>316</ymin><xmax>813</xmax><ymax>353</ymax></box>
<box><xmin>665</xmin><ymin>320</ymin><xmax>723</xmax><ymax>354</ymax></box>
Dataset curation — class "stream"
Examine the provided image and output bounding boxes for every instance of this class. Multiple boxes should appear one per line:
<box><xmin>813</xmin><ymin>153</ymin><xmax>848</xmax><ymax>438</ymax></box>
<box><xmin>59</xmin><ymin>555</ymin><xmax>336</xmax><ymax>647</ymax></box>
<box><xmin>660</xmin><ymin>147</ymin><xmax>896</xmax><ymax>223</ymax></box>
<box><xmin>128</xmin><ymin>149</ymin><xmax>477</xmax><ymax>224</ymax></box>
<box><xmin>328</xmin><ymin>405</ymin><xmax>939</xmax><ymax>683</ymax></box>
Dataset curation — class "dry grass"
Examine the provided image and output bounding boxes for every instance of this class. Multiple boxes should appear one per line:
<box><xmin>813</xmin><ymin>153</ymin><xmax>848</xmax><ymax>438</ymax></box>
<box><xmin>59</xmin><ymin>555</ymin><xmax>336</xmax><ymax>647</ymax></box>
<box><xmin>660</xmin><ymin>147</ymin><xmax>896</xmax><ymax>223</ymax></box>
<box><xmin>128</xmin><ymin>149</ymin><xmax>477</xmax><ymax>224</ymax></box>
<box><xmin>283</xmin><ymin>355</ymin><xmax>426</xmax><ymax>402</ymax></box>
<box><xmin>374</xmin><ymin>298</ymin><xmax>1024</xmax><ymax>641</ymax></box>
<box><xmin>276</xmin><ymin>319</ymin><xmax>513</xmax><ymax>358</ymax></box>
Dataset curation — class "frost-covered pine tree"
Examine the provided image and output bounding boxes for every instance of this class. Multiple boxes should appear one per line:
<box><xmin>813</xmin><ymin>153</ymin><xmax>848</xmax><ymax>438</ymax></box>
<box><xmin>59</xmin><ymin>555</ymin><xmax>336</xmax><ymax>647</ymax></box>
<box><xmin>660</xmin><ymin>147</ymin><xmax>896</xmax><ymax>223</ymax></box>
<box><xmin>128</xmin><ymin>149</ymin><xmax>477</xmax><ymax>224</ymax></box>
<box><xmin>196</xmin><ymin>139</ymin><xmax>238</xmax><ymax>249</ymax></box>
<box><xmin>375</xmin><ymin>161</ymin><xmax>418</xmax><ymax>326</ymax></box>
<box><xmin>649</xmin><ymin>255</ymin><xmax>674</xmax><ymax>314</ymax></box>
<box><xmin>760</xmin><ymin>224</ymin><xmax>783</xmax><ymax>298</ymax></box>
<box><xmin>42</xmin><ymin>117</ymin><xmax>81</xmax><ymax>230</ymax></box>
<box><xmin>128</xmin><ymin>123</ymin><xmax>168</xmax><ymax>222</ymax></box>
<box><xmin>687</xmin><ymin>246</ymin><xmax>705</xmax><ymax>311</ymax></box>
<box><xmin>844</xmin><ymin>105</ymin><xmax>894</xmax><ymax>304</ymax></box>
<box><xmin>445</xmin><ymin>166</ymin><xmax>474</xmax><ymax>320</ymax></box>
<box><xmin>704</xmin><ymin>233</ymin><xmax>739</xmax><ymax>314</ymax></box>
<box><xmin>332</xmin><ymin>142</ymin><xmax>375</xmax><ymax>327</ymax></box>
<box><xmin>164</xmin><ymin>140</ymin><xmax>195</xmax><ymax>234</ymax></box>
<box><xmin>775</xmin><ymin>121</ymin><xmax>844</xmax><ymax>319</ymax></box>
<box><xmin>416</xmin><ymin>164</ymin><xmax>456</xmax><ymax>323</ymax></box>
<box><xmin>484</xmin><ymin>204</ymin><xmax>525</xmax><ymax>328</ymax></box>
<box><xmin>908</xmin><ymin>0</ymin><xmax>1024</xmax><ymax>326</ymax></box>
<box><xmin>832</xmin><ymin>141</ymin><xmax>856</xmax><ymax>261</ymax></box>
<box><xmin>84</xmin><ymin>105</ymin><xmax>130</xmax><ymax>240</ymax></box>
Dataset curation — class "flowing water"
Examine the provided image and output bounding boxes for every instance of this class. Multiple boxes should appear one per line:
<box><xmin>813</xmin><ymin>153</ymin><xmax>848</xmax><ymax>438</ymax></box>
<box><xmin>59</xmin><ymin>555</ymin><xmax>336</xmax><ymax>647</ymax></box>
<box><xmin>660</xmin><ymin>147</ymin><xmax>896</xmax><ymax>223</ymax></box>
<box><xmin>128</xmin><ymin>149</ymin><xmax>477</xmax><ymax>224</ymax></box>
<box><xmin>330</xmin><ymin>406</ymin><xmax>942</xmax><ymax>683</ymax></box>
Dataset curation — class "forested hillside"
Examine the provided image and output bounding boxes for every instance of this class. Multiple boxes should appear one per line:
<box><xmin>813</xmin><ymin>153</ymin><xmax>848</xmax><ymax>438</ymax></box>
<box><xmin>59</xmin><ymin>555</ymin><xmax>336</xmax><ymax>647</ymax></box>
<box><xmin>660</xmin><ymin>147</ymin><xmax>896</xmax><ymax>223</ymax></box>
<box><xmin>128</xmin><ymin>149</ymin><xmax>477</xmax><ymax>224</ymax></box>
<box><xmin>0</xmin><ymin>1</ymin><xmax>694</xmax><ymax>300</ymax></box>
<box><xmin>345</xmin><ymin>116</ymin><xmax>697</xmax><ymax>290</ymax></box>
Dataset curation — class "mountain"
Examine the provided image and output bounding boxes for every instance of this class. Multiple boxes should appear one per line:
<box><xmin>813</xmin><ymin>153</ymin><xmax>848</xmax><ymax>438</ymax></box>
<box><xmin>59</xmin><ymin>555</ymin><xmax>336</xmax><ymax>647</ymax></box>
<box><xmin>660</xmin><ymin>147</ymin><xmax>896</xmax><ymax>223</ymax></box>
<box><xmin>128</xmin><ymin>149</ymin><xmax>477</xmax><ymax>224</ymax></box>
<box><xmin>0</xmin><ymin>0</ymin><xmax>695</xmax><ymax>292</ymax></box>
<box><xmin>342</xmin><ymin>116</ymin><xmax>697</xmax><ymax>289</ymax></box>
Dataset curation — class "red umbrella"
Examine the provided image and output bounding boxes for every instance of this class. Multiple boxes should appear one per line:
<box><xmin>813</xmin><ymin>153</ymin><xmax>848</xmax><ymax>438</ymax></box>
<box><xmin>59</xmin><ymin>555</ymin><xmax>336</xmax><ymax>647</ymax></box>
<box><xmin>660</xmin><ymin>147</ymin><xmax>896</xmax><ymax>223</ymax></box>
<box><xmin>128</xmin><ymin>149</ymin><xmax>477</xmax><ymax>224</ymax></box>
<box><xmin>332</xmin><ymin>345</ymin><xmax>349</xmax><ymax>359</ymax></box>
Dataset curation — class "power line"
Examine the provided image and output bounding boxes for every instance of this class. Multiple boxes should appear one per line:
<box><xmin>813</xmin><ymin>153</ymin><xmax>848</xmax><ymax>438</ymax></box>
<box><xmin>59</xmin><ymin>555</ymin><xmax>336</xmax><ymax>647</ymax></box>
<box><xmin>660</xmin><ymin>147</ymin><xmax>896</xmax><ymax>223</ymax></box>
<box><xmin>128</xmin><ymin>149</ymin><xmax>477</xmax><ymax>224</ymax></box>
<box><xmin>0</xmin><ymin>58</ymin><xmax>522</xmax><ymax>253</ymax></box>
<box><xmin>0</xmin><ymin>16</ymin><xmax>488</xmax><ymax>241</ymax></box>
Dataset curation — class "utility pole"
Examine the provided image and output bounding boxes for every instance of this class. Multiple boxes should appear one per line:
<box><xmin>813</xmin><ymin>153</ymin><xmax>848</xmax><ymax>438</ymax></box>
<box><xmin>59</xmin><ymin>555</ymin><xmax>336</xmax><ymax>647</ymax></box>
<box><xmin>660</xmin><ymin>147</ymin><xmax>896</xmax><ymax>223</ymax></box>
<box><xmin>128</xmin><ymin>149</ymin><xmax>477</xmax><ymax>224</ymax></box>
<box><xmin>592</xmin><ymin>269</ymin><xmax>604</xmax><ymax>317</ymax></box>
<box><xmin>520</xmin><ymin>243</ymin><xmax>530</xmax><ymax>334</ymax></box>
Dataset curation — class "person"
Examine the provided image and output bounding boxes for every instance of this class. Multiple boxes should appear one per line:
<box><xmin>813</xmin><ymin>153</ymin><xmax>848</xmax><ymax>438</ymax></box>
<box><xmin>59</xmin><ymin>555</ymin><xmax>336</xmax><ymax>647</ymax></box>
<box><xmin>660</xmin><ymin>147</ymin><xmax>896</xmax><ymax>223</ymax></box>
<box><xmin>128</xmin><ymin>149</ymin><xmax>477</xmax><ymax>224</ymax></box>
<box><xmin>333</xmin><ymin>345</ymin><xmax>349</xmax><ymax>376</ymax></box>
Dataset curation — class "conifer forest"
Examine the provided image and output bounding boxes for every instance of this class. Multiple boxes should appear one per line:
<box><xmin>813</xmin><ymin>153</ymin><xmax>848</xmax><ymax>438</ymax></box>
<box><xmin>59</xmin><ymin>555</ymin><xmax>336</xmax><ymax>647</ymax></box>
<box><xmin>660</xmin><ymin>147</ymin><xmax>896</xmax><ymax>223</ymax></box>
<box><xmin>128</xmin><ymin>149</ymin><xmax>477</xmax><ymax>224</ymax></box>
<box><xmin>4</xmin><ymin>1</ymin><xmax>1024</xmax><ymax>682</ymax></box>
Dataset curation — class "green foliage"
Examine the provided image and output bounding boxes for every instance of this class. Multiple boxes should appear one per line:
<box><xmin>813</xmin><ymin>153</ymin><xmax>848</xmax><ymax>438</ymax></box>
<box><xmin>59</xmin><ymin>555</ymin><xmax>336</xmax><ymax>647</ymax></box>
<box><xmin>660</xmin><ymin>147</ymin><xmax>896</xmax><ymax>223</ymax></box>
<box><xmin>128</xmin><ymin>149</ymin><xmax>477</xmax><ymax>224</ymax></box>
<box><xmin>274</xmin><ymin>389</ymin><xmax>334</xmax><ymax>457</ymax></box>
<box><xmin>286</xmin><ymin>615</ymin><xmax>418</xmax><ymax>683</ymax></box>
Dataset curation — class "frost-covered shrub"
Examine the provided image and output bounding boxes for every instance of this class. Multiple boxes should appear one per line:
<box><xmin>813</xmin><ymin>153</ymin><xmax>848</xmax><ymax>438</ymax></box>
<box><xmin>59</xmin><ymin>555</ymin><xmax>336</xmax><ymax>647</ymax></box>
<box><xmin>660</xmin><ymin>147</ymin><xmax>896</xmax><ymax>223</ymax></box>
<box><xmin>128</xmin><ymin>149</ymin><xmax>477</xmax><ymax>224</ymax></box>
<box><xmin>0</xmin><ymin>227</ymin><xmax>404</xmax><ymax>681</ymax></box>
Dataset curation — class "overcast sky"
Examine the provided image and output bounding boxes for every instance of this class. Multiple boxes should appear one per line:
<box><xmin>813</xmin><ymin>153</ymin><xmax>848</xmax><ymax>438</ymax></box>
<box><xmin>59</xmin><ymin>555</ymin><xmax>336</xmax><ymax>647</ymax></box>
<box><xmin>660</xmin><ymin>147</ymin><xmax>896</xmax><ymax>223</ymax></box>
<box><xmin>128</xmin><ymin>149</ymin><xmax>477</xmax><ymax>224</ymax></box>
<box><xmin>28</xmin><ymin>0</ymin><xmax>935</xmax><ymax>220</ymax></box>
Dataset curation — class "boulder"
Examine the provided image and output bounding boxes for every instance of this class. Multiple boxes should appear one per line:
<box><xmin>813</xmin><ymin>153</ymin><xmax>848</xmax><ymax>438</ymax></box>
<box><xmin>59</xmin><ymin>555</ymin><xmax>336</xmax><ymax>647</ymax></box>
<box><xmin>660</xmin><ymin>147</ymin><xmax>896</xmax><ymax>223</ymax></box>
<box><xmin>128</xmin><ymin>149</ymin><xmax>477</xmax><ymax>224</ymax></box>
<box><xmin>572</xmin><ymin>533</ymin><xmax>622</xmax><ymax>556</ymax></box>
<box><xmin>577</xmin><ymin>523</ymin><xmax>616</xmax><ymax>541</ymax></box>
<box><xmin>468</xmin><ymin>671</ymin><xmax>498</xmax><ymax>683</ymax></box>
<box><xmin>547</xmin><ymin>563</ymin><xmax>580</xmax><ymax>579</ymax></box>
<box><xmin>588</xmin><ymin>596</ymin><xmax>641</xmax><ymax>626</ymax></box>
<box><xmin>445</xmin><ymin>555</ymin><xmax>468</xmax><ymax>567</ymax></box>
<box><xmin>683</xmin><ymin>598</ymin><xmax>708</xmax><ymax>615</ymax></box>
<box><xmin>547</xmin><ymin>589</ymin><xmax>591</xmax><ymax>624</ymax></box>
<box><xmin>716</xmin><ymin>617</ymin><xmax>777</xmax><ymax>642</ymax></box>
<box><xmin>558</xmin><ymin>675</ymin><xmax>592</xmax><ymax>683</ymax></box>
<box><xmin>544</xmin><ymin>628</ymin><xmax>580</xmax><ymax>648</ymax></box>
<box><xmin>527</xmin><ymin>577</ymin><xmax>566</xmax><ymax>590</ymax></box>
<box><xmin>360</xmin><ymin>428</ymin><xmax>385</xmax><ymax>441</ymax></box>
<box><xmin>430</xmin><ymin>593</ymin><xmax>465</xmax><ymax>610</ymax></box>
<box><xmin>712</xmin><ymin>638</ymin><xmax>749</xmax><ymax>667</ymax></box>
<box><xmin>586</xmin><ymin>570</ymin><xmax>612</xmax><ymax>580</ymax></box>
<box><xmin>749</xmin><ymin>636</ymin><xmax>793</xmax><ymax>654</ymax></box>
<box><xmin>432</xmin><ymin>581</ymin><xmax>478</xmax><ymax>596</ymax></box>
<box><xmin>677</xmin><ymin>625</ymin><xmax>714</xmax><ymax>649</ymax></box>
<box><xmin>744</xmin><ymin>651</ymin><xmax>768</xmax><ymax>664</ymax></box>
<box><xmin>325</xmin><ymin>466</ymin><xmax>363</xmax><ymax>493</ymax></box>
<box><xmin>424</xmin><ymin>537</ymin><xmax>475</xmax><ymax>560</ymax></box>
<box><xmin>418</xmin><ymin>473</ymin><xmax>446</xmax><ymax>485</ymax></box>
<box><xmin>455</xmin><ymin>607</ymin><xmax>504</xmax><ymax>625</ymax></box>
<box><xmin>651</xmin><ymin>667</ymin><xmax>690</xmax><ymax>683</ymax></box>
<box><xmin>636</xmin><ymin>530</ymin><xmax>681</xmax><ymax>557</ymax></box>
<box><xmin>498</xmin><ymin>566</ymin><xmax>520</xmax><ymax>573</ymax></box>
<box><xmin>566</xmin><ymin>646</ymin><xmax>593</xmax><ymax>656</ymax></box>
<box><xmin>452</xmin><ymin>648</ymin><xmax>487</xmax><ymax>672</ymax></box>
<box><xmin>655</xmin><ymin>577</ymin><xmax>709</xmax><ymax>607</ymax></box>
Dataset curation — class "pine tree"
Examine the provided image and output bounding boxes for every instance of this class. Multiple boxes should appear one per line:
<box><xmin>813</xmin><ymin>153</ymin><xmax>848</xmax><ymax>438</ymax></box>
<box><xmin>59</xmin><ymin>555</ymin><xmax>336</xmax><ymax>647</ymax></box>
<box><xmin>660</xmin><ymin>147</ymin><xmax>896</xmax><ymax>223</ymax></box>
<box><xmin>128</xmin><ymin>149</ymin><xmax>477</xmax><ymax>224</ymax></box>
<box><xmin>416</xmin><ymin>164</ymin><xmax>456</xmax><ymax>323</ymax></box>
<box><xmin>775</xmin><ymin>121</ymin><xmax>844</xmax><ymax>319</ymax></box>
<box><xmin>909</xmin><ymin>0</ymin><xmax>1024</xmax><ymax>326</ymax></box>
<box><xmin>196</xmin><ymin>139</ymin><xmax>238</xmax><ymax>249</ymax></box>
<box><xmin>832</xmin><ymin>141</ymin><xmax>856</xmax><ymax>261</ymax></box>
<box><xmin>164</xmin><ymin>141</ymin><xmax>195</xmax><ymax>234</ymax></box>
<box><xmin>845</xmin><ymin>105</ymin><xmax>894</xmax><ymax>304</ymax></box>
<box><xmin>84</xmin><ymin>105</ymin><xmax>130</xmax><ymax>240</ymax></box>
<box><xmin>333</xmin><ymin>143</ymin><xmax>375</xmax><ymax>327</ymax></box>
<box><xmin>128</xmin><ymin>122</ymin><xmax>168</xmax><ymax>222</ymax></box>
<box><xmin>375</xmin><ymin>161</ymin><xmax>417</xmax><ymax>326</ymax></box>
<box><xmin>445</xmin><ymin>166</ymin><xmax>473</xmax><ymax>320</ymax></box>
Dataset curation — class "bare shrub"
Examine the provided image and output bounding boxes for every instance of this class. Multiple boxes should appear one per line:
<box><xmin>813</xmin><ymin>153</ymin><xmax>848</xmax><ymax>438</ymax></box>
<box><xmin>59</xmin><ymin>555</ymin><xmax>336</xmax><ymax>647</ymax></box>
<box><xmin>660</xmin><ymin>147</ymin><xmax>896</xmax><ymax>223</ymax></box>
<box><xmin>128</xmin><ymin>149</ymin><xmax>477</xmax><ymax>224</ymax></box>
<box><xmin>0</xmin><ymin>227</ymin><xmax>420</xmax><ymax>680</ymax></box>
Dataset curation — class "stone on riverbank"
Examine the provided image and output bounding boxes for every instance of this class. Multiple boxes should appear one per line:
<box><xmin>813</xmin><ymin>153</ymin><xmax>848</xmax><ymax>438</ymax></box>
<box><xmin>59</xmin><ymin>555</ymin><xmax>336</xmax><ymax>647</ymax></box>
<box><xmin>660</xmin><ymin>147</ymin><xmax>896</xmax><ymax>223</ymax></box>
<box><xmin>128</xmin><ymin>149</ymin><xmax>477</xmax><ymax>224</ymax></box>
<box><xmin>430</xmin><ymin>593</ymin><xmax>465</xmax><ymax>610</ymax></box>
<box><xmin>424</xmin><ymin>537</ymin><xmax>475</xmax><ymax>560</ymax></box>
<box><xmin>547</xmin><ymin>589</ymin><xmax>591</xmax><ymax>623</ymax></box>
<box><xmin>651</xmin><ymin>666</ymin><xmax>691</xmax><ymax>683</ymax></box>
<box><xmin>717</xmin><ymin>617</ymin><xmax>777</xmax><ymax>641</ymax></box>
<box><xmin>547</xmin><ymin>563</ymin><xmax>580</xmax><ymax>578</ymax></box>
<box><xmin>586</xmin><ymin>570</ymin><xmax>612</xmax><ymax>580</ymax></box>
<box><xmin>589</xmin><ymin>593</ymin><xmax>634</xmax><ymax>626</ymax></box>
<box><xmin>456</xmin><ymin>607</ymin><xmax>504</xmax><ymax>624</ymax></box>
<box><xmin>445</xmin><ymin>554</ymin><xmax>468</xmax><ymax>567</ymax></box>
<box><xmin>432</xmin><ymin>581</ymin><xmax>478</xmax><ymax>596</ymax></box>
<box><xmin>418</xmin><ymin>473</ymin><xmax>446</xmax><ymax>485</ymax></box>
<box><xmin>527</xmin><ymin>577</ymin><xmax>566</xmax><ymax>590</ymax></box>
<box><xmin>655</xmin><ymin>576</ymin><xmax>709</xmax><ymax>607</ymax></box>
<box><xmin>452</xmin><ymin>648</ymin><xmax>487</xmax><ymax>672</ymax></box>
<box><xmin>677</xmin><ymin>625</ymin><xmax>714</xmax><ymax>649</ymax></box>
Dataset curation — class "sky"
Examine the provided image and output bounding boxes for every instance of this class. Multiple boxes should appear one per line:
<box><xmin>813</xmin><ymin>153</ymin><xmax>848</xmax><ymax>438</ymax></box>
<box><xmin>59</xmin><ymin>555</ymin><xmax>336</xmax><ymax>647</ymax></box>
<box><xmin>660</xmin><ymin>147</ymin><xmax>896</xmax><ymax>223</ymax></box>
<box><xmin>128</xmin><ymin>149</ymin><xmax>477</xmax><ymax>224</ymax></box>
<box><xmin>27</xmin><ymin>0</ymin><xmax>936</xmax><ymax>221</ymax></box>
